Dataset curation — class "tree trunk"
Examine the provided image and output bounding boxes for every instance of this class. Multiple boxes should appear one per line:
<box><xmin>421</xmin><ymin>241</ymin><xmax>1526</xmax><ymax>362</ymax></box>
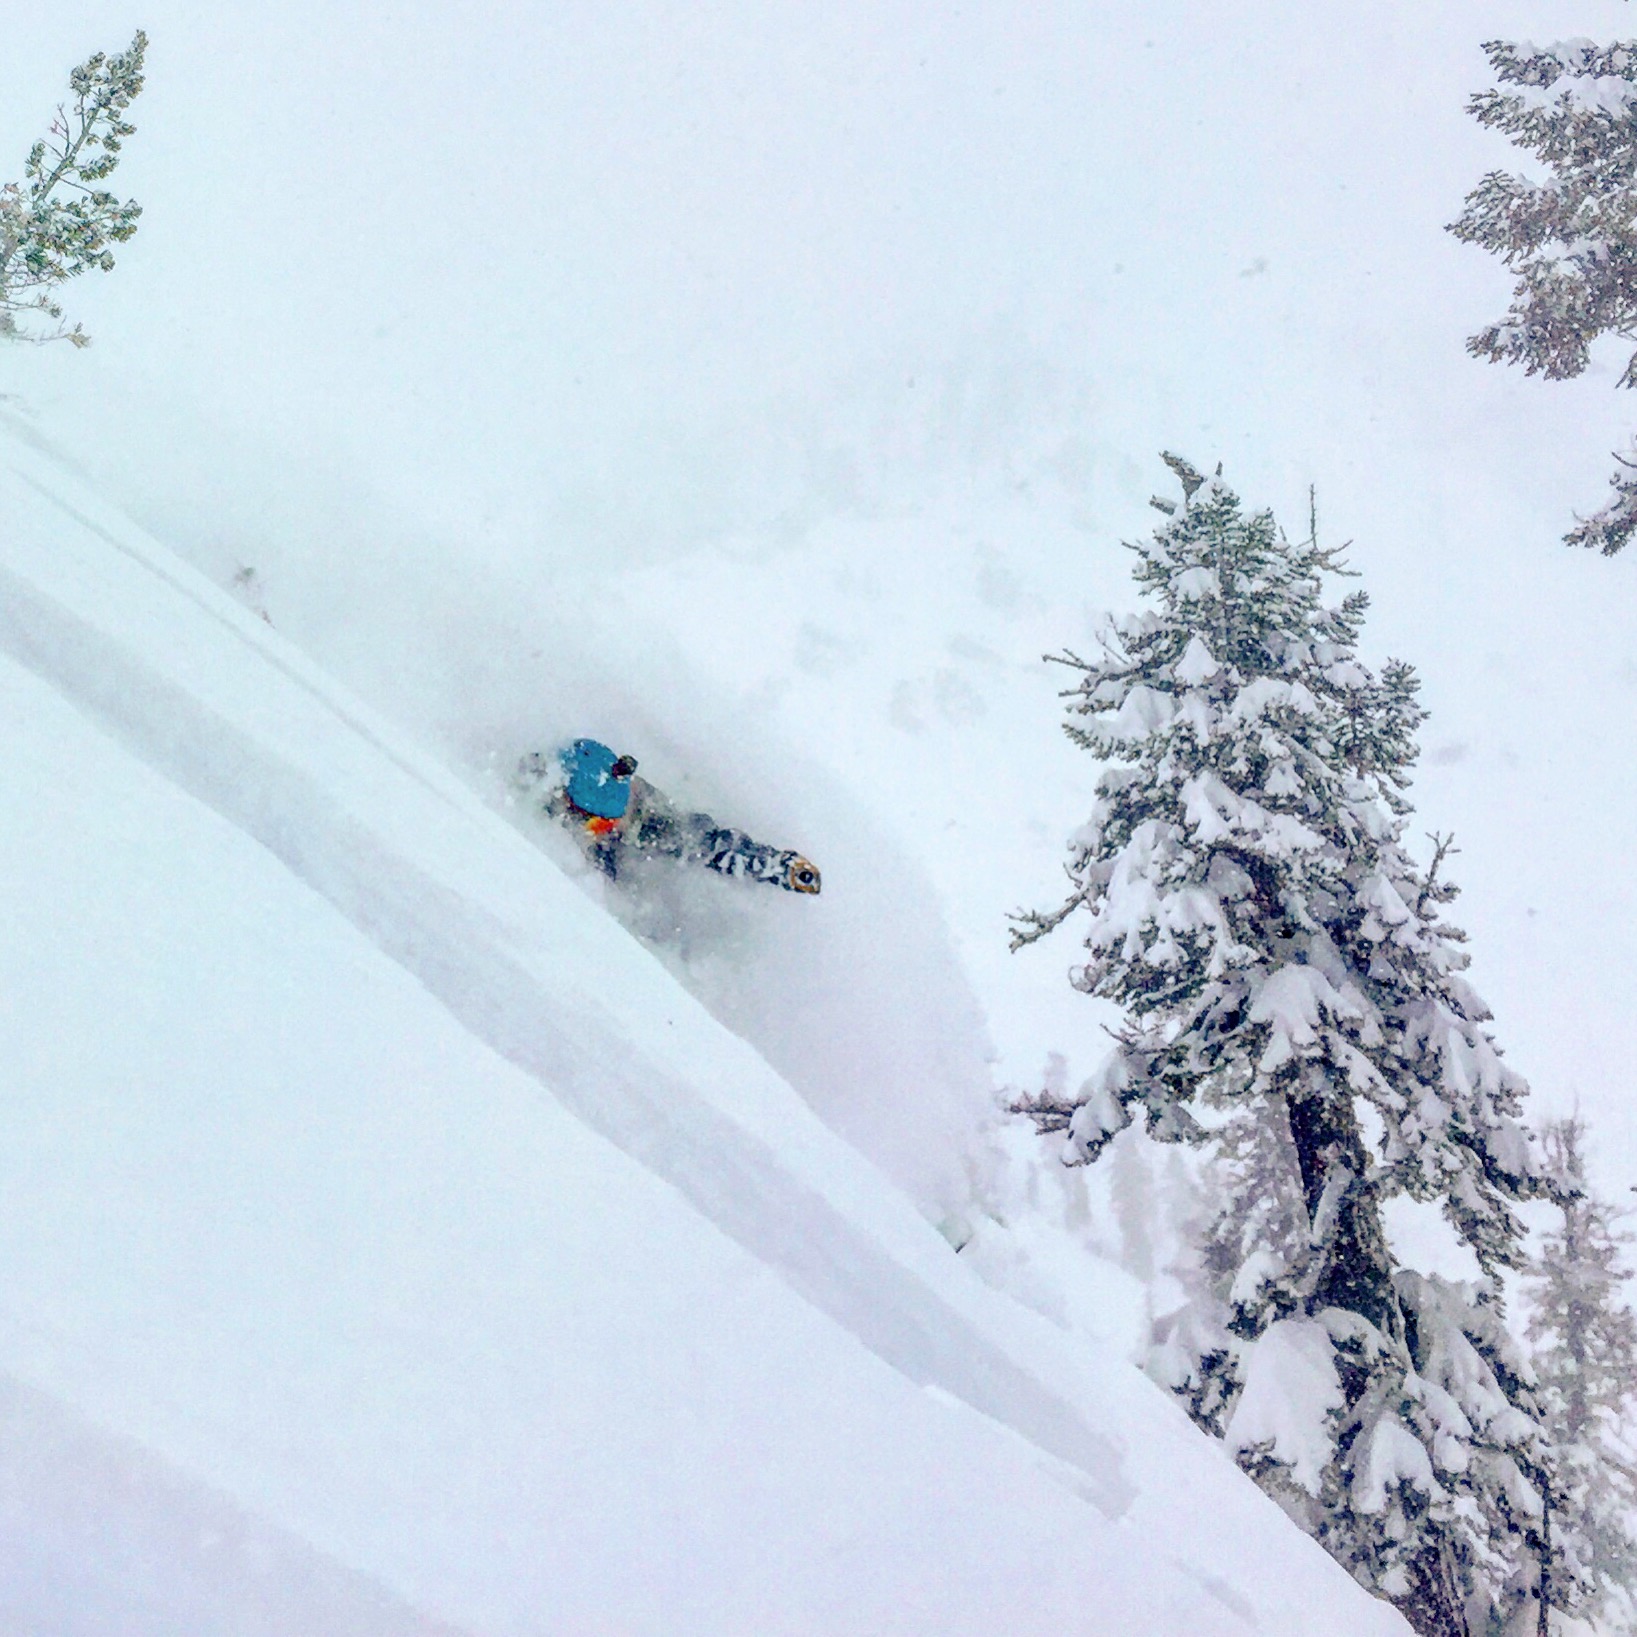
<box><xmin>1538</xmin><ymin>1489</ymin><xmax>1552</xmax><ymax>1637</ymax></box>
<box><xmin>1285</xmin><ymin>1086</ymin><xmax>1401</xmax><ymax>1341</ymax></box>
<box><xmin>1287</xmin><ymin>1084</ymin><xmax>1470</xmax><ymax>1637</ymax></box>
<box><xmin>1400</xmin><ymin>1538</ymin><xmax>1471</xmax><ymax>1637</ymax></box>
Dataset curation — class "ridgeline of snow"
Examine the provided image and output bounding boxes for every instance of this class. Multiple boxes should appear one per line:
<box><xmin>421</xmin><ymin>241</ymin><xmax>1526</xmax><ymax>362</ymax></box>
<box><xmin>0</xmin><ymin>424</ymin><xmax>1408</xmax><ymax>1630</ymax></box>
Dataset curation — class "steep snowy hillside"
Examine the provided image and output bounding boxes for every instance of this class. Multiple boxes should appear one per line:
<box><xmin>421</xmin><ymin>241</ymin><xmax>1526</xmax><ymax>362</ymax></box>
<box><xmin>0</xmin><ymin>427</ymin><xmax>1410</xmax><ymax>1631</ymax></box>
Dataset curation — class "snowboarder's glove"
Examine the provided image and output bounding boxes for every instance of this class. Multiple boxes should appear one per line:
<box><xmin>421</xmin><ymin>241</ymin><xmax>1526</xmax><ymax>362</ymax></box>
<box><xmin>785</xmin><ymin>855</ymin><xmax>821</xmax><ymax>895</ymax></box>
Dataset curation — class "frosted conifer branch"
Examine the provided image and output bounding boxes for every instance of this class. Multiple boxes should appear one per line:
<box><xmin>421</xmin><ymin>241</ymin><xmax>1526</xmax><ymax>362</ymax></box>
<box><xmin>1451</xmin><ymin>35</ymin><xmax>1637</xmax><ymax>551</ymax></box>
<box><xmin>1415</xmin><ymin>831</ymin><xmax>1460</xmax><ymax>917</ymax></box>
<box><xmin>0</xmin><ymin>31</ymin><xmax>147</xmax><ymax>346</ymax></box>
<box><xmin>1565</xmin><ymin>444</ymin><xmax>1637</xmax><ymax>555</ymax></box>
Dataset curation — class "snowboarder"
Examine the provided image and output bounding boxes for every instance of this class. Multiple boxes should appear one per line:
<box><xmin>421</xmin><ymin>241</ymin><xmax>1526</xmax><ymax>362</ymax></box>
<box><xmin>517</xmin><ymin>739</ymin><xmax>822</xmax><ymax>895</ymax></box>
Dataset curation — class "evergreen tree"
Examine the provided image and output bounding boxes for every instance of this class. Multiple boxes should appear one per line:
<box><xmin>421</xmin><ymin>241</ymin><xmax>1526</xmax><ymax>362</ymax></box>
<box><xmin>0</xmin><ymin>31</ymin><xmax>147</xmax><ymax>347</ymax></box>
<box><xmin>1013</xmin><ymin>456</ymin><xmax>1564</xmax><ymax>1636</ymax></box>
<box><xmin>1450</xmin><ymin>37</ymin><xmax>1637</xmax><ymax>554</ymax></box>
<box><xmin>1523</xmin><ymin>1116</ymin><xmax>1637</xmax><ymax>1632</ymax></box>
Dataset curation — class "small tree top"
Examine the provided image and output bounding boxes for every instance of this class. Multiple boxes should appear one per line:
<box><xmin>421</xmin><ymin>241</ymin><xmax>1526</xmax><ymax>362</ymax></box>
<box><xmin>0</xmin><ymin>30</ymin><xmax>148</xmax><ymax>346</ymax></box>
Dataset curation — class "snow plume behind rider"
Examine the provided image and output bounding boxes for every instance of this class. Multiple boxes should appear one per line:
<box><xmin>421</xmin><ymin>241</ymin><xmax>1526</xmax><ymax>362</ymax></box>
<box><xmin>518</xmin><ymin>739</ymin><xmax>821</xmax><ymax>896</ymax></box>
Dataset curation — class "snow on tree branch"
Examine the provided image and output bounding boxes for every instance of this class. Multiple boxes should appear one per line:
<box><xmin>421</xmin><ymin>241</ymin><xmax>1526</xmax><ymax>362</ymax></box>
<box><xmin>1451</xmin><ymin>35</ymin><xmax>1637</xmax><ymax>552</ymax></box>
<box><xmin>0</xmin><ymin>31</ymin><xmax>148</xmax><ymax>347</ymax></box>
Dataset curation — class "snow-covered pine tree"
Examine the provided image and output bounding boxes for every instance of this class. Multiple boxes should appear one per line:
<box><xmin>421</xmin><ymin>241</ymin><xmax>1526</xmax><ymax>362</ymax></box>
<box><xmin>0</xmin><ymin>32</ymin><xmax>147</xmax><ymax>347</ymax></box>
<box><xmin>1012</xmin><ymin>456</ymin><xmax>1564</xmax><ymax>1636</ymax></box>
<box><xmin>1449</xmin><ymin>37</ymin><xmax>1637</xmax><ymax>554</ymax></box>
<box><xmin>1523</xmin><ymin>1116</ymin><xmax>1637</xmax><ymax>1632</ymax></box>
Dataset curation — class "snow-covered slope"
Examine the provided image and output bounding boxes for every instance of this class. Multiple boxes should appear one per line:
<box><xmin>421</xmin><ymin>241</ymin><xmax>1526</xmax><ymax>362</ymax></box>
<box><xmin>0</xmin><ymin>425</ymin><xmax>1407</xmax><ymax>1632</ymax></box>
<box><xmin>0</xmin><ymin>1375</ymin><xmax>463</xmax><ymax>1637</ymax></box>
